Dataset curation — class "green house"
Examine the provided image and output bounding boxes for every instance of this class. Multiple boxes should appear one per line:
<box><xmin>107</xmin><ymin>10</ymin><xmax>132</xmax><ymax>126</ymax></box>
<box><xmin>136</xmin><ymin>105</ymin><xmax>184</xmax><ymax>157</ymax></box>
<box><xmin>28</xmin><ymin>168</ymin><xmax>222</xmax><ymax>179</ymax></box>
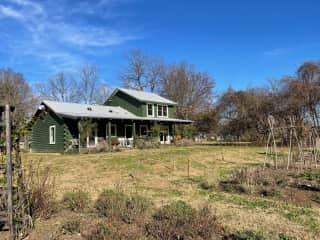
<box><xmin>31</xmin><ymin>88</ymin><xmax>192</xmax><ymax>153</ymax></box>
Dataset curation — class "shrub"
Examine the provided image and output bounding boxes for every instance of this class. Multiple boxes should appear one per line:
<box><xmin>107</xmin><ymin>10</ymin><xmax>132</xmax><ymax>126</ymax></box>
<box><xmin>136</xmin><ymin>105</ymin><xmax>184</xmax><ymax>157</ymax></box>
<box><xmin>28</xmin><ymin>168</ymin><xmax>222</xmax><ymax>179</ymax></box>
<box><xmin>135</xmin><ymin>137</ymin><xmax>160</xmax><ymax>149</ymax></box>
<box><xmin>195</xmin><ymin>205</ymin><xmax>224</xmax><ymax>239</ymax></box>
<box><xmin>230</xmin><ymin>230</ymin><xmax>297</xmax><ymax>240</ymax></box>
<box><xmin>146</xmin><ymin>200</ymin><xmax>223</xmax><ymax>240</ymax></box>
<box><xmin>231</xmin><ymin>230</ymin><xmax>269</xmax><ymax>240</ymax></box>
<box><xmin>199</xmin><ymin>180</ymin><xmax>215</xmax><ymax>190</ymax></box>
<box><xmin>26</xmin><ymin>164</ymin><xmax>57</xmax><ymax>219</ymax></box>
<box><xmin>85</xmin><ymin>223</ymin><xmax>110</xmax><ymax>240</ymax></box>
<box><xmin>95</xmin><ymin>190</ymin><xmax>150</xmax><ymax>223</ymax></box>
<box><xmin>61</xmin><ymin>218</ymin><xmax>81</xmax><ymax>234</ymax></box>
<box><xmin>62</xmin><ymin>190</ymin><xmax>90</xmax><ymax>212</ymax></box>
<box><xmin>175</xmin><ymin>138</ymin><xmax>193</xmax><ymax>146</ymax></box>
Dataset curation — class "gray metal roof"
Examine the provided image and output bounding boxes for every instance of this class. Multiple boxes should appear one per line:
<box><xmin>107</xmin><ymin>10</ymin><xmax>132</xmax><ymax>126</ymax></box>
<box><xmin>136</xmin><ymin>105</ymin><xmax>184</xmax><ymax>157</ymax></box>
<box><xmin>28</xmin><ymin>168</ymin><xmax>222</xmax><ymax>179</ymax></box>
<box><xmin>113</xmin><ymin>88</ymin><xmax>178</xmax><ymax>105</ymax></box>
<box><xmin>41</xmin><ymin>100</ymin><xmax>192</xmax><ymax>123</ymax></box>
<box><xmin>42</xmin><ymin>100</ymin><xmax>138</xmax><ymax>120</ymax></box>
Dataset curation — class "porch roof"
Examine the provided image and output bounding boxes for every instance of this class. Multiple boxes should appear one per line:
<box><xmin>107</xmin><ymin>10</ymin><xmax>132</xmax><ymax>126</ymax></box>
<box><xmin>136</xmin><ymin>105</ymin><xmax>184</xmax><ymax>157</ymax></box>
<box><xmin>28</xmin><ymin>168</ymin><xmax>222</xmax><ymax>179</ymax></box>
<box><xmin>41</xmin><ymin>100</ymin><xmax>192</xmax><ymax>123</ymax></box>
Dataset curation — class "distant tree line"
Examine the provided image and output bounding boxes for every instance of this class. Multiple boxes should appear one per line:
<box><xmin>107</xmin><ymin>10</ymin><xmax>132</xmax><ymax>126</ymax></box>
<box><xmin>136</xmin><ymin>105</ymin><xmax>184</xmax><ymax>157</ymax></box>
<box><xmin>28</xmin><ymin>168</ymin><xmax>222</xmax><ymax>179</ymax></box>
<box><xmin>214</xmin><ymin>61</ymin><xmax>320</xmax><ymax>142</ymax></box>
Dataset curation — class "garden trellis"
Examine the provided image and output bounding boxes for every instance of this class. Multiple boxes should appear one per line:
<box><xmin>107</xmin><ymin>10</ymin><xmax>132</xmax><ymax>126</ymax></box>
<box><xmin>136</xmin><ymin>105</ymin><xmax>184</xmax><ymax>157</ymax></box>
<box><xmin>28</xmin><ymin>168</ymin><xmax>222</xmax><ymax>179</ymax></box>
<box><xmin>264</xmin><ymin>115</ymin><xmax>319</xmax><ymax>169</ymax></box>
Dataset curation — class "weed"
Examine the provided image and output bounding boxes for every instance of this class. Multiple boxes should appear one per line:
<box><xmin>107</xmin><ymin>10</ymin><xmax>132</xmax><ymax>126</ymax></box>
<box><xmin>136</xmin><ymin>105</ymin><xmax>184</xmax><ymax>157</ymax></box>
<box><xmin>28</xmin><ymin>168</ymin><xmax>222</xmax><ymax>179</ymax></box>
<box><xmin>61</xmin><ymin>218</ymin><xmax>81</xmax><ymax>234</ymax></box>
<box><xmin>85</xmin><ymin>223</ymin><xmax>110</xmax><ymax>240</ymax></box>
<box><xmin>146</xmin><ymin>200</ymin><xmax>223</xmax><ymax>240</ymax></box>
<box><xmin>62</xmin><ymin>190</ymin><xmax>90</xmax><ymax>212</ymax></box>
<box><xmin>95</xmin><ymin>190</ymin><xmax>150</xmax><ymax>224</ymax></box>
<box><xmin>25</xmin><ymin>163</ymin><xmax>57</xmax><ymax>219</ymax></box>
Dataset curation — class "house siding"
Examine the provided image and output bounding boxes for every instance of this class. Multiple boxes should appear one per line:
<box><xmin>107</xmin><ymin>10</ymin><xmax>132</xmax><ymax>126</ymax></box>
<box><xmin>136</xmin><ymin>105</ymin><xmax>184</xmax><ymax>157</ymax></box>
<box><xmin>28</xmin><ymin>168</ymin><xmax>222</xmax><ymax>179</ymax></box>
<box><xmin>105</xmin><ymin>91</ymin><xmax>143</xmax><ymax>116</ymax></box>
<box><xmin>32</xmin><ymin>111</ymin><xmax>65</xmax><ymax>153</ymax></box>
<box><xmin>106</xmin><ymin>91</ymin><xmax>177</xmax><ymax>118</ymax></box>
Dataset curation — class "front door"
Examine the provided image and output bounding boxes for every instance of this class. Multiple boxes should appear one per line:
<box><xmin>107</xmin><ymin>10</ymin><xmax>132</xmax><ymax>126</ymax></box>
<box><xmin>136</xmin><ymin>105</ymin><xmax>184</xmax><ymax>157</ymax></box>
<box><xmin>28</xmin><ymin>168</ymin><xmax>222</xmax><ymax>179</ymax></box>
<box><xmin>87</xmin><ymin>127</ymin><xmax>97</xmax><ymax>147</ymax></box>
<box><xmin>125</xmin><ymin>125</ymin><xmax>133</xmax><ymax>147</ymax></box>
<box><xmin>160</xmin><ymin>125</ymin><xmax>169</xmax><ymax>144</ymax></box>
<box><xmin>125</xmin><ymin>125</ymin><xmax>133</xmax><ymax>138</ymax></box>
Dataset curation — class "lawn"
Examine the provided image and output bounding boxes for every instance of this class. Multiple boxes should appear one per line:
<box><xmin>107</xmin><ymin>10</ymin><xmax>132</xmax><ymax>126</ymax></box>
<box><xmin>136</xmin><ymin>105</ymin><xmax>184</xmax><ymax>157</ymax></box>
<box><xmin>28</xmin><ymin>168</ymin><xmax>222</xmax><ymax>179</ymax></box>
<box><xmin>18</xmin><ymin>144</ymin><xmax>320</xmax><ymax>239</ymax></box>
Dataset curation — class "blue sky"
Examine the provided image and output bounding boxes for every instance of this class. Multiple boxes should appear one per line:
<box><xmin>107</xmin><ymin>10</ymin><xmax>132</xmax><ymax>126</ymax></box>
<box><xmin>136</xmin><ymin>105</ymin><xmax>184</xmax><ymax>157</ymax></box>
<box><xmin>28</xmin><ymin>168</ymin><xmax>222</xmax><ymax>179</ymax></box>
<box><xmin>0</xmin><ymin>0</ymin><xmax>319</xmax><ymax>93</ymax></box>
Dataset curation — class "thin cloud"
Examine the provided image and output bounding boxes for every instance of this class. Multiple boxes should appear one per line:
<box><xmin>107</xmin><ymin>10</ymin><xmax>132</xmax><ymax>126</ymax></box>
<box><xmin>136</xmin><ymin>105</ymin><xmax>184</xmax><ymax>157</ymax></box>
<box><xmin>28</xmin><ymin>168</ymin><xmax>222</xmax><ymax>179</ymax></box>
<box><xmin>0</xmin><ymin>0</ymin><xmax>141</xmax><ymax>74</ymax></box>
<box><xmin>0</xmin><ymin>5</ymin><xmax>24</xmax><ymax>20</ymax></box>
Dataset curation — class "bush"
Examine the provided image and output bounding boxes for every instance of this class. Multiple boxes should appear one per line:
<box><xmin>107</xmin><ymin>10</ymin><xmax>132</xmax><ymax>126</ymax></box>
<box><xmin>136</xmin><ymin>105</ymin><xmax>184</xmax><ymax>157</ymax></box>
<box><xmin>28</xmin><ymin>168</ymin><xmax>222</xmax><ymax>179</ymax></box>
<box><xmin>62</xmin><ymin>190</ymin><xmax>90</xmax><ymax>212</ymax></box>
<box><xmin>175</xmin><ymin>139</ymin><xmax>193</xmax><ymax>146</ymax></box>
<box><xmin>146</xmin><ymin>200</ymin><xmax>223</xmax><ymax>240</ymax></box>
<box><xmin>26</xmin><ymin>164</ymin><xmax>57</xmax><ymax>219</ymax></box>
<box><xmin>85</xmin><ymin>223</ymin><xmax>110</xmax><ymax>240</ymax></box>
<box><xmin>230</xmin><ymin>230</ymin><xmax>297</xmax><ymax>240</ymax></box>
<box><xmin>199</xmin><ymin>180</ymin><xmax>215</xmax><ymax>190</ymax></box>
<box><xmin>61</xmin><ymin>218</ymin><xmax>81</xmax><ymax>234</ymax></box>
<box><xmin>135</xmin><ymin>137</ymin><xmax>160</xmax><ymax>149</ymax></box>
<box><xmin>231</xmin><ymin>230</ymin><xmax>269</xmax><ymax>240</ymax></box>
<box><xmin>95</xmin><ymin>190</ymin><xmax>150</xmax><ymax>223</ymax></box>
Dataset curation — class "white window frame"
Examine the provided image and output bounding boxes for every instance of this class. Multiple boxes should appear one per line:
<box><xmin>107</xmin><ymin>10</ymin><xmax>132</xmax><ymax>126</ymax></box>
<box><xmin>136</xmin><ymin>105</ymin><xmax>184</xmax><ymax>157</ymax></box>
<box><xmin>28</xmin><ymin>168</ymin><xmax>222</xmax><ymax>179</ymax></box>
<box><xmin>139</xmin><ymin>125</ymin><xmax>148</xmax><ymax>136</ymax></box>
<box><xmin>157</xmin><ymin>104</ymin><xmax>168</xmax><ymax>118</ymax></box>
<box><xmin>146</xmin><ymin>103</ymin><xmax>154</xmax><ymax>117</ymax></box>
<box><xmin>49</xmin><ymin>125</ymin><xmax>56</xmax><ymax>144</ymax></box>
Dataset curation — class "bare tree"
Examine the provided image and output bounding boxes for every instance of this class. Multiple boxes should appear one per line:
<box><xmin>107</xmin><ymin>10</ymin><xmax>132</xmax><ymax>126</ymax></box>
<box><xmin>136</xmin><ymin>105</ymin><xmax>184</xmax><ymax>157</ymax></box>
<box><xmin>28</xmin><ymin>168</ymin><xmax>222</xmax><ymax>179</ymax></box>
<box><xmin>94</xmin><ymin>82</ymin><xmax>111</xmax><ymax>104</ymax></box>
<box><xmin>78</xmin><ymin>64</ymin><xmax>110</xmax><ymax>104</ymax></box>
<box><xmin>37</xmin><ymin>71</ymin><xmax>79</xmax><ymax>102</ymax></box>
<box><xmin>0</xmin><ymin>68</ymin><xmax>37</xmax><ymax>125</ymax></box>
<box><xmin>120</xmin><ymin>49</ymin><xmax>164</xmax><ymax>92</ymax></box>
<box><xmin>159</xmin><ymin>62</ymin><xmax>215</xmax><ymax>119</ymax></box>
<box><xmin>78</xmin><ymin>64</ymin><xmax>99</xmax><ymax>104</ymax></box>
<box><xmin>120</xmin><ymin>49</ymin><xmax>146</xmax><ymax>91</ymax></box>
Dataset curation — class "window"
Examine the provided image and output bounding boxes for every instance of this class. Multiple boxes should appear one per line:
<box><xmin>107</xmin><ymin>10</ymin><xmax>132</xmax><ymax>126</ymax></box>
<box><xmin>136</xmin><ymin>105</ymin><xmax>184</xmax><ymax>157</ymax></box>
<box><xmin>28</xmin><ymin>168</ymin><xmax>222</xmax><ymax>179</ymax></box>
<box><xmin>49</xmin><ymin>125</ymin><xmax>56</xmax><ymax>144</ymax></box>
<box><xmin>163</xmin><ymin>105</ymin><xmax>168</xmax><ymax>117</ymax></box>
<box><xmin>158</xmin><ymin>105</ymin><xmax>163</xmax><ymax>117</ymax></box>
<box><xmin>140</xmin><ymin>125</ymin><xmax>148</xmax><ymax>136</ymax></box>
<box><xmin>147</xmin><ymin>103</ymin><xmax>154</xmax><ymax>116</ymax></box>
<box><xmin>157</xmin><ymin>105</ymin><xmax>168</xmax><ymax>118</ymax></box>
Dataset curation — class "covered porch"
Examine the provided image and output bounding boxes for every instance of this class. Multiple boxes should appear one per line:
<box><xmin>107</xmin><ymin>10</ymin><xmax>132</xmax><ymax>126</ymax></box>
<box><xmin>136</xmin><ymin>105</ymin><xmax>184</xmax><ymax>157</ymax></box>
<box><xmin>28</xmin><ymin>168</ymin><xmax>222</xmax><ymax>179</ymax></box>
<box><xmin>64</xmin><ymin>118</ymin><xmax>181</xmax><ymax>150</ymax></box>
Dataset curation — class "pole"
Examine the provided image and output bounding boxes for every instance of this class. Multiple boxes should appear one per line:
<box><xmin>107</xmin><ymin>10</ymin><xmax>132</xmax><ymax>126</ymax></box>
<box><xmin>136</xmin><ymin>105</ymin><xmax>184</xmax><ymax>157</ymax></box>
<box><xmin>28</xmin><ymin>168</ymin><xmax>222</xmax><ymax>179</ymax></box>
<box><xmin>108</xmin><ymin>121</ymin><xmax>111</xmax><ymax>151</ymax></box>
<box><xmin>5</xmin><ymin>104</ymin><xmax>14</xmax><ymax>239</ymax></box>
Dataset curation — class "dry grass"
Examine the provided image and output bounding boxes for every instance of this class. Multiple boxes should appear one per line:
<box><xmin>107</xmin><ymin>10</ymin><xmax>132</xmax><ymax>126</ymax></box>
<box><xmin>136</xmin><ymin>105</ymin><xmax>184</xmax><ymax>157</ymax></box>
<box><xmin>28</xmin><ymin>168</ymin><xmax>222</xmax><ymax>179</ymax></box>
<box><xmin>14</xmin><ymin>144</ymin><xmax>320</xmax><ymax>239</ymax></box>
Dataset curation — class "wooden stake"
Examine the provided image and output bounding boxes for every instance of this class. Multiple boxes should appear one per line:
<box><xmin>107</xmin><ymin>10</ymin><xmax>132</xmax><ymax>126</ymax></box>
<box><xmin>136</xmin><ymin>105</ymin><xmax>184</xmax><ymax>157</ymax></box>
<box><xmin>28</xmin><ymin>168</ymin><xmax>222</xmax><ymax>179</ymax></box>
<box><xmin>5</xmin><ymin>105</ymin><xmax>14</xmax><ymax>239</ymax></box>
<box><xmin>187</xmin><ymin>158</ymin><xmax>190</xmax><ymax>178</ymax></box>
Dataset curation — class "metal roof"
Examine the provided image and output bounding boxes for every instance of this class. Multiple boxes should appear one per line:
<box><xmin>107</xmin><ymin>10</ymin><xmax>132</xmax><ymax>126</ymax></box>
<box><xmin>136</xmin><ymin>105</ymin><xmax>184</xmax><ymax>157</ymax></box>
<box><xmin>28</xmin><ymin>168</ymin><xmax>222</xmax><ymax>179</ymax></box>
<box><xmin>42</xmin><ymin>100</ymin><xmax>138</xmax><ymax>120</ymax></box>
<box><xmin>112</xmin><ymin>88</ymin><xmax>178</xmax><ymax>105</ymax></box>
<box><xmin>41</xmin><ymin>100</ymin><xmax>192</xmax><ymax>123</ymax></box>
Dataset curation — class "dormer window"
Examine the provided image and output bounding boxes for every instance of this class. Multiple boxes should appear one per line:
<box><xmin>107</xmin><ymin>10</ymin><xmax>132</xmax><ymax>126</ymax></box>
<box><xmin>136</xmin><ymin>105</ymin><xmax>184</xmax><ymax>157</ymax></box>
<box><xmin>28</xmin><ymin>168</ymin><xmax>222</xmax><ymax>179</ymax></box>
<box><xmin>147</xmin><ymin>103</ymin><xmax>154</xmax><ymax>117</ymax></box>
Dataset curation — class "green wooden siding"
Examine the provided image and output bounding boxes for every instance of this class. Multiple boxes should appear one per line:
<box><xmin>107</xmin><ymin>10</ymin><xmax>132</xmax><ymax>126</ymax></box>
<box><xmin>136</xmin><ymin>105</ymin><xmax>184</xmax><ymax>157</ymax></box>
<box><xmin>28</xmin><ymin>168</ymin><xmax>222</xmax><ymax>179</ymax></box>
<box><xmin>32</xmin><ymin>111</ymin><xmax>65</xmax><ymax>153</ymax></box>
<box><xmin>106</xmin><ymin>91</ymin><xmax>177</xmax><ymax>118</ymax></box>
<box><xmin>105</xmin><ymin>91</ymin><xmax>143</xmax><ymax>116</ymax></box>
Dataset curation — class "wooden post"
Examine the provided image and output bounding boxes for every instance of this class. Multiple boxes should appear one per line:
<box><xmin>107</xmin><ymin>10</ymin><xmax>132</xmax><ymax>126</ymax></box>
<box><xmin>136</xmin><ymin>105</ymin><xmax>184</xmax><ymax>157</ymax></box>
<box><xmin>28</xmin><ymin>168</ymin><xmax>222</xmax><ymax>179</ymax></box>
<box><xmin>132</xmin><ymin>122</ymin><xmax>136</xmax><ymax>148</ymax></box>
<box><xmin>78</xmin><ymin>121</ymin><xmax>81</xmax><ymax>153</ymax></box>
<box><xmin>5</xmin><ymin>105</ymin><xmax>14</xmax><ymax>239</ymax></box>
<box><xmin>172</xmin><ymin>124</ymin><xmax>176</xmax><ymax>144</ymax></box>
<box><xmin>108</xmin><ymin>121</ymin><xmax>111</xmax><ymax>151</ymax></box>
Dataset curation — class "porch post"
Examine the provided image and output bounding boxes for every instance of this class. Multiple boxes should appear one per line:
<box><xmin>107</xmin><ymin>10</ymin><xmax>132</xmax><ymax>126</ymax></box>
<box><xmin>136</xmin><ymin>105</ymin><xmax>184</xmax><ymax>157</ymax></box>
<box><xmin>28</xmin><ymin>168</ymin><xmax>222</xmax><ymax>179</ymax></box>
<box><xmin>108</xmin><ymin>121</ymin><xmax>111</xmax><ymax>151</ymax></box>
<box><xmin>78</xmin><ymin>120</ymin><xmax>81</xmax><ymax>153</ymax></box>
<box><xmin>173</xmin><ymin>123</ymin><xmax>176</xmax><ymax>144</ymax></box>
<box><xmin>133</xmin><ymin>122</ymin><xmax>136</xmax><ymax>148</ymax></box>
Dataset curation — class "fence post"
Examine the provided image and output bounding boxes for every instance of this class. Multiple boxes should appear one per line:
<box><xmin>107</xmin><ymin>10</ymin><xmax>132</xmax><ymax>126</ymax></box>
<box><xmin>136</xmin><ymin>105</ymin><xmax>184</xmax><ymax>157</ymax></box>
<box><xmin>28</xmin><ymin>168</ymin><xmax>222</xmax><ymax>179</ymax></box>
<box><xmin>5</xmin><ymin>104</ymin><xmax>14</xmax><ymax>239</ymax></box>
